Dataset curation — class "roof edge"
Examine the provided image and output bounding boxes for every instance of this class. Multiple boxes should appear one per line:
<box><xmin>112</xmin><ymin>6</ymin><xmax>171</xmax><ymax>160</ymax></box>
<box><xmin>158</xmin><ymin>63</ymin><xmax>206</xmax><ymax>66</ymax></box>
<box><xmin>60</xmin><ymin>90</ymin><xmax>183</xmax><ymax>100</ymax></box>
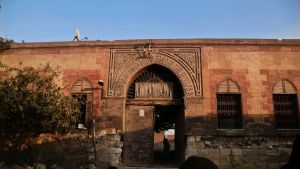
<box><xmin>10</xmin><ymin>38</ymin><xmax>300</xmax><ymax>49</ymax></box>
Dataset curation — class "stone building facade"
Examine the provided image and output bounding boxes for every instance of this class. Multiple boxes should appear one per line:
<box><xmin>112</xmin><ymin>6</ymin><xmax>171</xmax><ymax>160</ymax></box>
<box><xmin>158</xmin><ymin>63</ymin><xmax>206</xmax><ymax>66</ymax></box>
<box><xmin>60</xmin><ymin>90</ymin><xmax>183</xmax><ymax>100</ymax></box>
<box><xmin>1</xmin><ymin>39</ymin><xmax>300</xmax><ymax>169</ymax></box>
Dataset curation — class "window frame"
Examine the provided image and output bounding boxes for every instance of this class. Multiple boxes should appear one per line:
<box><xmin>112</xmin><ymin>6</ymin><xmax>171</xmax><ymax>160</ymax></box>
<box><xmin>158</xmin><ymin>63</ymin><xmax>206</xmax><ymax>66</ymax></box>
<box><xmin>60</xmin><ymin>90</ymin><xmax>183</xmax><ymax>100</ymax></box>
<box><xmin>273</xmin><ymin>93</ymin><xmax>300</xmax><ymax>129</ymax></box>
<box><xmin>272</xmin><ymin>79</ymin><xmax>299</xmax><ymax>130</ymax></box>
<box><xmin>216</xmin><ymin>78</ymin><xmax>243</xmax><ymax>130</ymax></box>
<box><xmin>71</xmin><ymin>78</ymin><xmax>94</xmax><ymax>126</ymax></box>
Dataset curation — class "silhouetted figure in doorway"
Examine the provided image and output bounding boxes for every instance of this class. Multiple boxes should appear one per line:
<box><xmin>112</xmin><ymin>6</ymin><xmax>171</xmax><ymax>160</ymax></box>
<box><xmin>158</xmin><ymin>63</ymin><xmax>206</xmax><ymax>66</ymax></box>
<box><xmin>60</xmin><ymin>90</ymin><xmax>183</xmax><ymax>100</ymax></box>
<box><xmin>163</xmin><ymin>136</ymin><xmax>170</xmax><ymax>160</ymax></box>
<box><xmin>179</xmin><ymin>156</ymin><xmax>219</xmax><ymax>169</ymax></box>
<box><xmin>282</xmin><ymin>136</ymin><xmax>300</xmax><ymax>169</ymax></box>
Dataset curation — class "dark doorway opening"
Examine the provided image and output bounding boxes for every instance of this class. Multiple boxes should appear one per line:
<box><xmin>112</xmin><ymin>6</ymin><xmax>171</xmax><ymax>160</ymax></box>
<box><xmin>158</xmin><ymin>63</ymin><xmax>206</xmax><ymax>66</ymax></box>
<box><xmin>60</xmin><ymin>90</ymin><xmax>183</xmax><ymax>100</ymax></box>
<box><xmin>72</xmin><ymin>94</ymin><xmax>87</xmax><ymax>124</ymax></box>
<box><xmin>153</xmin><ymin>105</ymin><xmax>184</xmax><ymax>166</ymax></box>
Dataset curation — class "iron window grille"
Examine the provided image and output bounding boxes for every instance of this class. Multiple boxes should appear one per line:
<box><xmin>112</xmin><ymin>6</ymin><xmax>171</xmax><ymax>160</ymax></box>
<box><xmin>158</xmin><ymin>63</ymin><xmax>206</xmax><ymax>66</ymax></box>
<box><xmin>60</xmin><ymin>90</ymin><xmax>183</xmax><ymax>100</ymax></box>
<box><xmin>272</xmin><ymin>79</ymin><xmax>299</xmax><ymax>129</ymax></box>
<box><xmin>273</xmin><ymin>94</ymin><xmax>299</xmax><ymax>129</ymax></box>
<box><xmin>217</xmin><ymin>94</ymin><xmax>243</xmax><ymax>129</ymax></box>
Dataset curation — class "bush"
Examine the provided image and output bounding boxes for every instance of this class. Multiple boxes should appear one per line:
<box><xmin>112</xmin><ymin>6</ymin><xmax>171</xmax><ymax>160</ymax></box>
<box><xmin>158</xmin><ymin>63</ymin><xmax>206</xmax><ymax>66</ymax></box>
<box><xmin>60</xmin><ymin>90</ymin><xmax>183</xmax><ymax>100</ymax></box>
<box><xmin>0</xmin><ymin>37</ymin><xmax>13</xmax><ymax>52</ymax></box>
<box><xmin>0</xmin><ymin>62</ymin><xmax>79</xmax><ymax>151</ymax></box>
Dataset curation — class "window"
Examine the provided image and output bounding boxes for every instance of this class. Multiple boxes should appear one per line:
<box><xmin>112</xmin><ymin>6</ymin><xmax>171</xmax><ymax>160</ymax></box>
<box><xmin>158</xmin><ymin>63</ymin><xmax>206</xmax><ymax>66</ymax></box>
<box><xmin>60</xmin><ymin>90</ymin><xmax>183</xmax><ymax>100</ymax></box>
<box><xmin>273</xmin><ymin>79</ymin><xmax>299</xmax><ymax>129</ymax></box>
<box><xmin>217</xmin><ymin>79</ymin><xmax>243</xmax><ymax>129</ymax></box>
<box><xmin>71</xmin><ymin>78</ymin><xmax>93</xmax><ymax>125</ymax></box>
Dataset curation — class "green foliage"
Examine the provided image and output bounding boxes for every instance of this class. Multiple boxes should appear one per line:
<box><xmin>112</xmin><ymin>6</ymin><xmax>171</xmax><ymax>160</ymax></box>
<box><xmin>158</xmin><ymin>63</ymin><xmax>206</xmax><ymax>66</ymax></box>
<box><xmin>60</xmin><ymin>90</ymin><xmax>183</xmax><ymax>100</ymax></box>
<box><xmin>0</xmin><ymin>62</ymin><xmax>79</xmax><ymax>135</ymax></box>
<box><xmin>0</xmin><ymin>37</ymin><xmax>13</xmax><ymax>52</ymax></box>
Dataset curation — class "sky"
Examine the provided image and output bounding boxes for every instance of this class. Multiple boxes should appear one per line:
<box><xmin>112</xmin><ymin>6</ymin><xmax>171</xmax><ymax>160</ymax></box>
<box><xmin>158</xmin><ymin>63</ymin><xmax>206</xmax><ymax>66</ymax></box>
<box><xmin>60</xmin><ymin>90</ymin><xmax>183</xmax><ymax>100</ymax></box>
<box><xmin>0</xmin><ymin>0</ymin><xmax>300</xmax><ymax>42</ymax></box>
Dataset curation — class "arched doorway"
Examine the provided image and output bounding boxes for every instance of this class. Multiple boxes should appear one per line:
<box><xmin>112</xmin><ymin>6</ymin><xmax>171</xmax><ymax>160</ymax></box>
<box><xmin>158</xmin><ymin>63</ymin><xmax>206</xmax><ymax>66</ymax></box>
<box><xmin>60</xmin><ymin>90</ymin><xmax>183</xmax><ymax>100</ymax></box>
<box><xmin>123</xmin><ymin>64</ymin><xmax>185</xmax><ymax>167</ymax></box>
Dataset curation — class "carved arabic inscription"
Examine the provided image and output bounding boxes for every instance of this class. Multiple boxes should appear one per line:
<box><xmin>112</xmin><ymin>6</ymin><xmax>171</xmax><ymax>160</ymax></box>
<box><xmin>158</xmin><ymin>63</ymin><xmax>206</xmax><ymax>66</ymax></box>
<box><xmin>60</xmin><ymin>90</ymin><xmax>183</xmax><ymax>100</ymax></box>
<box><xmin>135</xmin><ymin>82</ymin><xmax>173</xmax><ymax>99</ymax></box>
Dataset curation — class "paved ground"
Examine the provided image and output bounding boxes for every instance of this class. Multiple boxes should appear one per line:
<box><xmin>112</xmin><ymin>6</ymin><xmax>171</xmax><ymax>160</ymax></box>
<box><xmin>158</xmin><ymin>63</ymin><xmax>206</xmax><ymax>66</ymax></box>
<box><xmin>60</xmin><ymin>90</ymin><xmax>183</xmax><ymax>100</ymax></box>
<box><xmin>119</xmin><ymin>166</ymin><xmax>177</xmax><ymax>169</ymax></box>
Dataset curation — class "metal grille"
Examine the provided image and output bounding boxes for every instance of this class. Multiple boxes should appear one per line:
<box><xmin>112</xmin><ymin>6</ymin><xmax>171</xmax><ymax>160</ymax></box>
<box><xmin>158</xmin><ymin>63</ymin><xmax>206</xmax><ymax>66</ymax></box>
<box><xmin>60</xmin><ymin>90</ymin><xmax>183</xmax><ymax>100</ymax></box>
<box><xmin>217</xmin><ymin>94</ymin><xmax>243</xmax><ymax>129</ymax></box>
<box><xmin>273</xmin><ymin>94</ymin><xmax>299</xmax><ymax>129</ymax></box>
<box><xmin>127</xmin><ymin>64</ymin><xmax>183</xmax><ymax>99</ymax></box>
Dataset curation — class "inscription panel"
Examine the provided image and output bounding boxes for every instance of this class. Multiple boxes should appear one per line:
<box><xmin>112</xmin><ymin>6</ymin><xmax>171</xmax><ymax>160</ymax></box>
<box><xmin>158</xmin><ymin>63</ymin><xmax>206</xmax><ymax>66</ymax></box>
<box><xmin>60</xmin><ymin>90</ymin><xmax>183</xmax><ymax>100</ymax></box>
<box><xmin>135</xmin><ymin>82</ymin><xmax>173</xmax><ymax>99</ymax></box>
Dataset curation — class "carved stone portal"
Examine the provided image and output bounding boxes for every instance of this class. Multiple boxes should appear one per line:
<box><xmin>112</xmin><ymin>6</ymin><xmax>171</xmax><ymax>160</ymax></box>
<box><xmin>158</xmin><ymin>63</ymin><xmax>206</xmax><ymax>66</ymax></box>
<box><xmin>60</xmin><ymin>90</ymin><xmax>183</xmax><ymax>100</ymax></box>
<box><xmin>107</xmin><ymin>48</ymin><xmax>202</xmax><ymax>98</ymax></box>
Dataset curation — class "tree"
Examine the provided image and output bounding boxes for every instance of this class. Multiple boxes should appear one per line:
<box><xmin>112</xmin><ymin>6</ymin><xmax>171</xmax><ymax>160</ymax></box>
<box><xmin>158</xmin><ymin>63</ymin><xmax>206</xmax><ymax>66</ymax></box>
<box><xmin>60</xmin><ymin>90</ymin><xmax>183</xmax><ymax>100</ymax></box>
<box><xmin>0</xmin><ymin>62</ymin><xmax>79</xmax><ymax>151</ymax></box>
<box><xmin>0</xmin><ymin>37</ymin><xmax>13</xmax><ymax>53</ymax></box>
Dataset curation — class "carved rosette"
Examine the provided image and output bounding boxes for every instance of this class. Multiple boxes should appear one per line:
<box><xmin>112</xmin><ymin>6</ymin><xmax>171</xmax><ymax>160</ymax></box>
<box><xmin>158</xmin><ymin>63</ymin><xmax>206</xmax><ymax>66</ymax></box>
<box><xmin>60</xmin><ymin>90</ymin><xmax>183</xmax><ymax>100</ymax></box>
<box><xmin>107</xmin><ymin>48</ymin><xmax>202</xmax><ymax>98</ymax></box>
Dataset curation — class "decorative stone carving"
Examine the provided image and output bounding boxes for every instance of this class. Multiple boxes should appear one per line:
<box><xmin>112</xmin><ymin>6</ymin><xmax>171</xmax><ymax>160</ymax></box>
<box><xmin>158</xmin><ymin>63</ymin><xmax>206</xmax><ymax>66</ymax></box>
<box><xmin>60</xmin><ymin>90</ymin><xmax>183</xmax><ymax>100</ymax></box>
<box><xmin>135</xmin><ymin>82</ymin><xmax>173</xmax><ymax>99</ymax></box>
<box><xmin>103</xmin><ymin>98</ymin><xmax>126</xmax><ymax>105</ymax></box>
<box><xmin>184</xmin><ymin>97</ymin><xmax>204</xmax><ymax>105</ymax></box>
<box><xmin>108</xmin><ymin>48</ymin><xmax>202</xmax><ymax>98</ymax></box>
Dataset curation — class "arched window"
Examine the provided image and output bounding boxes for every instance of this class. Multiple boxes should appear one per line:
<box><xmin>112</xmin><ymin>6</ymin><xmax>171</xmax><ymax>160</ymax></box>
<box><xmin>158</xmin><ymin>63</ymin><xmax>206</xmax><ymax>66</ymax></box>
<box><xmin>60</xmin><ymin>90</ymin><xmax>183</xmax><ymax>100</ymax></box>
<box><xmin>273</xmin><ymin>79</ymin><xmax>299</xmax><ymax>129</ymax></box>
<box><xmin>217</xmin><ymin>78</ymin><xmax>243</xmax><ymax>129</ymax></box>
<box><xmin>71</xmin><ymin>78</ymin><xmax>93</xmax><ymax>125</ymax></box>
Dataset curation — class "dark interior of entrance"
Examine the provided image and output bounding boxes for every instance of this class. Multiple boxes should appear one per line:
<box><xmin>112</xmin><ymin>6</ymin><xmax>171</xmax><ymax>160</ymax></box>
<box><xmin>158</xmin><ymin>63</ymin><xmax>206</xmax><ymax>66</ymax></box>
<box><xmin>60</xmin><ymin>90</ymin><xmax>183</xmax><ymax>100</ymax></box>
<box><xmin>72</xmin><ymin>94</ymin><xmax>87</xmax><ymax>124</ymax></box>
<box><xmin>154</xmin><ymin>105</ymin><xmax>184</xmax><ymax>166</ymax></box>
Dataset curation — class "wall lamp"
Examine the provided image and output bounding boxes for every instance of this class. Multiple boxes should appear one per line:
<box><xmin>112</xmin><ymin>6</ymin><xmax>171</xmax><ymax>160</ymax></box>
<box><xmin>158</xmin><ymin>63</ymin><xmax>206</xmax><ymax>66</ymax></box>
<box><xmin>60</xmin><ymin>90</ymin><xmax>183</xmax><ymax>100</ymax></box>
<box><xmin>98</xmin><ymin>80</ymin><xmax>104</xmax><ymax>100</ymax></box>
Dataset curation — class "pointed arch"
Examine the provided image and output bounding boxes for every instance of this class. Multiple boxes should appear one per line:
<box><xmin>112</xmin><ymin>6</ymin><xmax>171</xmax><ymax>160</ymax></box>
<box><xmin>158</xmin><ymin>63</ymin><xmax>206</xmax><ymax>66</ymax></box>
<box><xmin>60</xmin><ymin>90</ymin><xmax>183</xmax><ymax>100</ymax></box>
<box><xmin>273</xmin><ymin>78</ymin><xmax>297</xmax><ymax>94</ymax></box>
<box><xmin>217</xmin><ymin>78</ymin><xmax>240</xmax><ymax>93</ymax></box>
<box><xmin>71</xmin><ymin>78</ymin><xmax>93</xmax><ymax>94</ymax></box>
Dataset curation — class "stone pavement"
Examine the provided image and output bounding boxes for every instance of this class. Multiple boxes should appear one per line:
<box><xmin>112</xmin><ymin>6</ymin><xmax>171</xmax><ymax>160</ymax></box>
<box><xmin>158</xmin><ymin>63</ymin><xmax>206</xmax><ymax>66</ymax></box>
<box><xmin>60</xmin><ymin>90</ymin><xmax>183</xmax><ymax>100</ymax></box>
<box><xmin>119</xmin><ymin>166</ymin><xmax>177</xmax><ymax>169</ymax></box>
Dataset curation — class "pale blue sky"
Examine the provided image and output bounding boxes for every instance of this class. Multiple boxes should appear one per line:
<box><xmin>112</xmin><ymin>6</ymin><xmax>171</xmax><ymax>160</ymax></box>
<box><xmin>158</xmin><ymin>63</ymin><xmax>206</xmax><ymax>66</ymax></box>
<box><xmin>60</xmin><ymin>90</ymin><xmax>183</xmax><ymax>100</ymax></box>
<box><xmin>0</xmin><ymin>0</ymin><xmax>300</xmax><ymax>42</ymax></box>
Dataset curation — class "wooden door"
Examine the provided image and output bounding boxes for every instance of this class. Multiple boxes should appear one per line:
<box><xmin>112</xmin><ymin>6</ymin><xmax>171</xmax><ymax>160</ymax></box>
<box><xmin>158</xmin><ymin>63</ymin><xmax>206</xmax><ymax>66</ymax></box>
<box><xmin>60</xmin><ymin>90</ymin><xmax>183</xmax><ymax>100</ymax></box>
<box><xmin>123</xmin><ymin>105</ymin><xmax>154</xmax><ymax>166</ymax></box>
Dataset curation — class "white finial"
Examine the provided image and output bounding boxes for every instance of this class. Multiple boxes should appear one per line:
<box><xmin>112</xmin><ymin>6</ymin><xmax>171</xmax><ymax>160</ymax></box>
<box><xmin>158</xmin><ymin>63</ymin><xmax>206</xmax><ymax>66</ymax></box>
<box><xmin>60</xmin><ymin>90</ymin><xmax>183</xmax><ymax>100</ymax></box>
<box><xmin>73</xmin><ymin>28</ymin><xmax>80</xmax><ymax>41</ymax></box>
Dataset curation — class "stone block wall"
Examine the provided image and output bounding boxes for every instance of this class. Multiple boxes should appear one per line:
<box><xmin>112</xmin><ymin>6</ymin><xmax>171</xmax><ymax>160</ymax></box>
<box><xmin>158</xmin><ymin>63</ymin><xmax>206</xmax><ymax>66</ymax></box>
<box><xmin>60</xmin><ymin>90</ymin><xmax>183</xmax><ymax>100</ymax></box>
<box><xmin>1</xmin><ymin>130</ymin><xmax>123</xmax><ymax>168</ymax></box>
<box><xmin>89</xmin><ymin>131</ymin><xmax>123</xmax><ymax>166</ymax></box>
<box><xmin>185</xmin><ymin>135</ymin><xmax>294</xmax><ymax>169</ymax></box>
